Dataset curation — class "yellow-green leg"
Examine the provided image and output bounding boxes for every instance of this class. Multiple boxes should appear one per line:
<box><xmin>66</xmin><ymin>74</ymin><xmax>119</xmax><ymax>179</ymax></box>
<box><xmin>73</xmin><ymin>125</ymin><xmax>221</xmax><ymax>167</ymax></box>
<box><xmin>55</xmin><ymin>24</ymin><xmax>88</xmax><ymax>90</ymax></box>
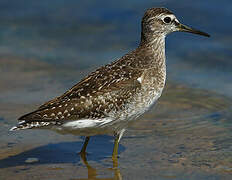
<box><xmin>80</xmin><ymin>136</ymin><xmax>90</xmax><ymax>155</ymax></box>
<box><xmin>112</xmin><ymin>135</ymin><xmax>119</xmax><ymax>167</ymax></box>
<box><xmin>112</xmin><ymin>129</ymin><xmax>125</xmax><ymax>161</ymax></box>
<box><xmin>112</xmin><ymin>135</ymin><xmax>119</xmax><ymax>160</ymax></box>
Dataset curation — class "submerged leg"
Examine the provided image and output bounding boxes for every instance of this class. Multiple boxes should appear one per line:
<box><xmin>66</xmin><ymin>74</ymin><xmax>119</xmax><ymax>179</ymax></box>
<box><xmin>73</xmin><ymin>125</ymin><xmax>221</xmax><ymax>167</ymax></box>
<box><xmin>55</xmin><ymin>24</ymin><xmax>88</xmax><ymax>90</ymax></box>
<box><xmin>80</xmin><ymin>136</ymin><xmax>90</xmax><ymax>155</ymax></box>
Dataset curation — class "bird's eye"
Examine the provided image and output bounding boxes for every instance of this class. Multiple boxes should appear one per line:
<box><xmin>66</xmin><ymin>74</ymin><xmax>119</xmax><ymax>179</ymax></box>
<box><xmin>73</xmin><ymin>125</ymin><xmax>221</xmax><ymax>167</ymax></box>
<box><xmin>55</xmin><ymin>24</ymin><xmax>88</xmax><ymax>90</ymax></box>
<box><xmin>163</xmin><ymin>17</ymin><xmax>172</xmax><ymax>24</ymax></box>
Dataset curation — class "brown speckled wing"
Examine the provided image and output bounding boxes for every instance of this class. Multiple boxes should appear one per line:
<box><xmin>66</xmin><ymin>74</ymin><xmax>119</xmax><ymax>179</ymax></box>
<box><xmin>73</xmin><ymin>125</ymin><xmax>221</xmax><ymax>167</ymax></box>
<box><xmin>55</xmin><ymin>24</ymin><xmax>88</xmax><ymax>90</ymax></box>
<box><xmin>18</xmin><ymin>63</ymin><xmax>143</xmax><ymax>126</ymax></box>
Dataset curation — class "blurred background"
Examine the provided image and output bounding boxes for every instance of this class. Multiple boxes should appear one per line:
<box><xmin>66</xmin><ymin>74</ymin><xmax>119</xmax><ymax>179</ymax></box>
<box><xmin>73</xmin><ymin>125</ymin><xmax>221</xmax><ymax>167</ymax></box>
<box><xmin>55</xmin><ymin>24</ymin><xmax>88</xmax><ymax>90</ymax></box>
<box><xmin>0</xmin><ymin>0</ymin><xmax>232</xmax><ymax>180</ymax></box>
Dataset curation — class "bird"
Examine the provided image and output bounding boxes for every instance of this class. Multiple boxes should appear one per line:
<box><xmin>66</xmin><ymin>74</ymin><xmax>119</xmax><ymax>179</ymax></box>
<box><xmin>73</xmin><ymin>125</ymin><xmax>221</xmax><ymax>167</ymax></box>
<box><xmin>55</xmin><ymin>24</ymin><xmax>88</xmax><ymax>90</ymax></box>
<box><xmin>10</xmin><ymin>7</ymin><xmax>210</xmax><ymax>160</ymax></box>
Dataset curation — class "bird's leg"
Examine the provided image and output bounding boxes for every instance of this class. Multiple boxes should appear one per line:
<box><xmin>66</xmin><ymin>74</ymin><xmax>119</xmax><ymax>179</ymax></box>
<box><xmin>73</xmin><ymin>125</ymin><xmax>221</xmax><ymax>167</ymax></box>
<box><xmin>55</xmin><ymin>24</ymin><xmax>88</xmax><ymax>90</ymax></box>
<box><xmin>112</xmin><ymin>135</ymin><xmax>119</xmax><ymax>160</ymax></box>
<box><xmin>80</xmin><ymin>136</ymin><xmax>90</xmax><ymax>157</ymax></box>
<box><xmin>112</xmin><ymin>129</ymin><xmax>125</xmax><ymax>162</ymax></box>
<box><xmin>112</xmin><ymin>134</ymin><xmax>119</xmax><ymax>167</ymax></box>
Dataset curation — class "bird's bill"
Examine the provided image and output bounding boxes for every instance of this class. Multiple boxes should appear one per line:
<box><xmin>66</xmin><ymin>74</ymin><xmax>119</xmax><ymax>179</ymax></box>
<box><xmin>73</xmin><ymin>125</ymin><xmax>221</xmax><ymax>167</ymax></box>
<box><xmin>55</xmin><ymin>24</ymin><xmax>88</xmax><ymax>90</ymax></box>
<box><xmin>177</xmin><ymin>23</ymin><xmax>210</xmax><ymax>37</ymax></box>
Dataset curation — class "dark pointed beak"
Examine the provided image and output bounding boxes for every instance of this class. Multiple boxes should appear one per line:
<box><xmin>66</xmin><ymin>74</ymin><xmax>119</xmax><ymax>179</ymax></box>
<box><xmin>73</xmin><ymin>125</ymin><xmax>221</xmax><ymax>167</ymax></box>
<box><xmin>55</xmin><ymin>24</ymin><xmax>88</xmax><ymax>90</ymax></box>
<box><xmin>176</xmin><ymin>22</ymin><xmax>210</xmax><ymax>37</ymax></box>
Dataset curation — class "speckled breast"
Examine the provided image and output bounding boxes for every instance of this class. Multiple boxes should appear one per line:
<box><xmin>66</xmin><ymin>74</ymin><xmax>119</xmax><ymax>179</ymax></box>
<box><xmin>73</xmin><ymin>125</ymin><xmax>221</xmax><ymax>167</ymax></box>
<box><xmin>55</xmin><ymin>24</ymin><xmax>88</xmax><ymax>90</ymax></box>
<box><xmin>113</xmin><ymin>67</ymin><xmax>166</xmax><ymax>124</ymax></box>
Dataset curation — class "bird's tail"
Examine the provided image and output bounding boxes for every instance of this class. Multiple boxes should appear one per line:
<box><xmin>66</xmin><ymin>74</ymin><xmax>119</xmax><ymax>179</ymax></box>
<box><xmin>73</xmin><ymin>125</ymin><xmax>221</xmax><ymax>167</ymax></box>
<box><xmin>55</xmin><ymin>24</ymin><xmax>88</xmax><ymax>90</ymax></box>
<box><xmin>9</xmin><ymin>121</ymin><xmax>29</xmax><ymax>131</ymax></box>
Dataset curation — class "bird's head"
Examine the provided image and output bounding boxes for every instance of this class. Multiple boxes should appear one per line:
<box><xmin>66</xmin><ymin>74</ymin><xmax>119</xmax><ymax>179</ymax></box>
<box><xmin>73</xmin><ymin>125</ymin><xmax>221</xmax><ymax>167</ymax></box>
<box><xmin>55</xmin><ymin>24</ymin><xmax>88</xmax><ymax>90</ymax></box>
<box><xmin>141</xmin><ymin>7</ymin><xmax>210</xmax><ymax>43</ymax></box>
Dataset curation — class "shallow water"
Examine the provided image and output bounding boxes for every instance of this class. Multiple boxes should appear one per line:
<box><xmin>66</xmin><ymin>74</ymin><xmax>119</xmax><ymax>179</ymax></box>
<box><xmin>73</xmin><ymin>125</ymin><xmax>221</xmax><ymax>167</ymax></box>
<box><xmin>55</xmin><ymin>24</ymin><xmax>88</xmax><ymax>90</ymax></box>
<box><xmin>0</xmin><ymin>0</ymin><xmax>232</xmax><ymax>179</ymax></box>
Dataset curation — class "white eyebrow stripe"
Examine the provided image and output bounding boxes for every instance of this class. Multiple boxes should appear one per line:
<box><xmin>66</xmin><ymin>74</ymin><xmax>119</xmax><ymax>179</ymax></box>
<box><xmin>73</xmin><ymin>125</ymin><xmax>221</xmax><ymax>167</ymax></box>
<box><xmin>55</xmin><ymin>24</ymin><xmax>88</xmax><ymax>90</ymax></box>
<box><xmin>147</xmin><ymin>14</ymin><xmax>179</xmax><ymax>23</ymax></box>
<box><xmin>174</xmin><ymin>17</ymin><xmax>179</xmax><ymax>23</ymax></box>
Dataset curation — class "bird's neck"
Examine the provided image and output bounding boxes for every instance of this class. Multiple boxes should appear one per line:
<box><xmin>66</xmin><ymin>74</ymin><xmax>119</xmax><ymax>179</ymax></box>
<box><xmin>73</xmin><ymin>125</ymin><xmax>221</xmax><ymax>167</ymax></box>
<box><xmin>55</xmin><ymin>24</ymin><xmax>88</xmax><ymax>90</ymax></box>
<box><xmin>137</xmin><ymin>36</ymin><xmax>166</xmax><ymax>90</ymax></box>
<box><xmin>137</xmin><ymin>35</ymin><xmax>166</xmax><ymax>69</ymax></box>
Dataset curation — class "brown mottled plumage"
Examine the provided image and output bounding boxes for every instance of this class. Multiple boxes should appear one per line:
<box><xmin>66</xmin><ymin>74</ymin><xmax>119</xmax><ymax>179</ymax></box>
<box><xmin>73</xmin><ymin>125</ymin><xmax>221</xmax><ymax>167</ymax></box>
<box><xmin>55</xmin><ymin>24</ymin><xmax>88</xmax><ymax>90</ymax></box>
<box><xmin>10</xmin><ymin>7</ymin><xmax>209</xmax><ymax>159</ymax></box>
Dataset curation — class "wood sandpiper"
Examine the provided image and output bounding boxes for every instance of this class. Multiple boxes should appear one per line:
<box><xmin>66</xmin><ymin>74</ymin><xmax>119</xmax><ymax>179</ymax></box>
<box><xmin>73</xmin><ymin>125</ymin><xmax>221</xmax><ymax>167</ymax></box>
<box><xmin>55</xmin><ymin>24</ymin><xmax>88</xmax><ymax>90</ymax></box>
<box><xmin>10</xmin><ymin>7</ymin><xmax>210</xmax><ymax>160</ymax></box>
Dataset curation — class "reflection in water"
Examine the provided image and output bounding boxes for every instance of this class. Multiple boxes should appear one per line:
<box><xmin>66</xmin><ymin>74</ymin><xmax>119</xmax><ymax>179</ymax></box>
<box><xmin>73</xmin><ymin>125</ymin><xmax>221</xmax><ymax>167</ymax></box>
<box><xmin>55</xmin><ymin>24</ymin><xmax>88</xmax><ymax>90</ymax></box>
<box><xmin>74</xmin><ymin>153</ymin><xmax>122</xmax><ymax>180</ymax></box>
